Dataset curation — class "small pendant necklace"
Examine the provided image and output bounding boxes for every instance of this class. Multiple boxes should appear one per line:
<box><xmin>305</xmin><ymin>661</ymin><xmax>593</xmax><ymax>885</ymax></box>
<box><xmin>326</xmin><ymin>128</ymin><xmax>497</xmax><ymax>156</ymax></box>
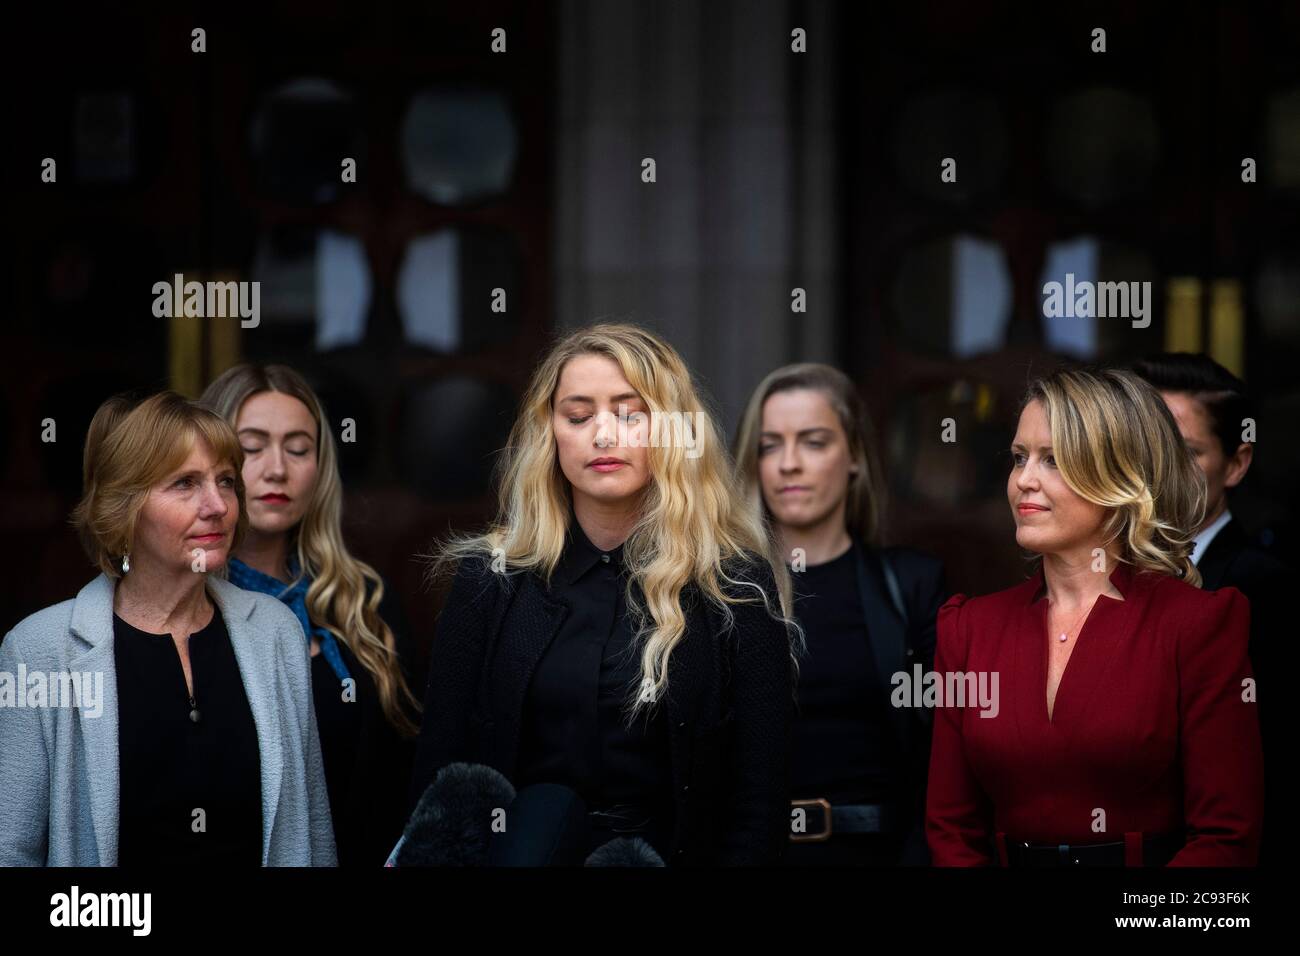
<box><xmin>1053</xmin><ymin>599</ymin><xmax>1094</xmax><ymax>644</ymax></box>
<box><xmin>187</xmin><ymin>607</ymin><xmax>213</xmax><ymax>723</ymax></box>
<box><xmin>183</xmin><ymin>637</ymin><xmax>202</xmax><ymax>723</ymax></box>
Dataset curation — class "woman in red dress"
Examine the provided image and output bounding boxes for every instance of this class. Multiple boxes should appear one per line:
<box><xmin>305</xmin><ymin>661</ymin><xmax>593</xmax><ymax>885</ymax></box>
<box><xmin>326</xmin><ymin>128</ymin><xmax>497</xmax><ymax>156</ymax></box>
<box><xmin>926</xmin><ymin>367</ymin><xmax>1263</xmax><ymax>866</ymax></box>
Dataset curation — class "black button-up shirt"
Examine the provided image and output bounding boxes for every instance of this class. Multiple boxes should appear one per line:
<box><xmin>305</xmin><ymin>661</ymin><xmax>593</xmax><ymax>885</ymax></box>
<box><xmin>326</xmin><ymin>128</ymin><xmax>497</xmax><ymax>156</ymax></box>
<box><xmin>514</xmin><ymin>519</ymin><xmax>674</xmax><ymax>844</ymax></box>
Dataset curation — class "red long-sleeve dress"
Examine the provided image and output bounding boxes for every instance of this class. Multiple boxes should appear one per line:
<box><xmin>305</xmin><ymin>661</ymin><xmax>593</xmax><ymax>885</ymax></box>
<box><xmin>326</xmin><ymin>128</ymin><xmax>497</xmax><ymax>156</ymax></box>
<box><xmin>926</xmin><ymin>561</ymin><xmax>1263</xmax><ymax>866</ymax></box>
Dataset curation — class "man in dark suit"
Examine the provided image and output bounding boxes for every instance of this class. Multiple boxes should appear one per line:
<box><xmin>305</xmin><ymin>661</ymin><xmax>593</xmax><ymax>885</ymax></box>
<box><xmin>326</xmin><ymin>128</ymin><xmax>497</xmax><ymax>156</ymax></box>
<box><xmin>1134</xmin><ymin>353</ymin><xmax>1287</xmax><ymax>863</ymax></box>
<box><xmin>1197</xmin><ymin>516</ymin><xmax>1288</xmax><ymax>607</ymax></box>
<box><xmin>1132</xmin><ymin>354</ymin><xmax>1287</xmax><ymax>656</ymax></box>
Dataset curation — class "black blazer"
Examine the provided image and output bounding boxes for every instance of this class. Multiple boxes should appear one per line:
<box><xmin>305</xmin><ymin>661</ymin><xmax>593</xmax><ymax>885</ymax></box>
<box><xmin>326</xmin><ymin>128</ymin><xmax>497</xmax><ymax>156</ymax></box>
<box><xmin>1198</xmin><ymin>517</ymin><xmax>1287</xmax><ymax>692</ymax></box>
<box><xmin>410</xmin><ymin>553</ymin><xmax>795</xmax><ymax>866</ymax></box>
<box><xmin>1198</xmin><ymin>518</ymin><xmax>1287</xmax><ymax>607</ymax></box>
<box><xmin>1197</xmin><ymin>517</ymin><xmax>1287</xmax><ymax>863</ymax></box>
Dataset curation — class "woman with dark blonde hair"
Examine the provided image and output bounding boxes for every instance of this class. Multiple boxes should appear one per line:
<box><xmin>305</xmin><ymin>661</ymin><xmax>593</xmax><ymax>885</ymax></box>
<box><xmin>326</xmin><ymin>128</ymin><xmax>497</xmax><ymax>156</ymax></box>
<box><xmin>735</xmin><ymin>363</ymin><xmax>947</xmax><ymax>865</ymax></box>
<box><xmin>0</xmin><ymin>391</ymin><xmax>335</xmax><ymax>865</ymax></box>
<box><xmin>412</xmin><ymin>323</ymin><xmax>798</xmax><ymax>865</ymax></box>
<box><xmin>927</xmin><ymin>366</ymin><xmax>1263</xmax><ymax>866</ymax></box>
<box><xmin>201</xmin><ymin>365</ymin><xmax>420</xmax><ymax>867</ymax></box>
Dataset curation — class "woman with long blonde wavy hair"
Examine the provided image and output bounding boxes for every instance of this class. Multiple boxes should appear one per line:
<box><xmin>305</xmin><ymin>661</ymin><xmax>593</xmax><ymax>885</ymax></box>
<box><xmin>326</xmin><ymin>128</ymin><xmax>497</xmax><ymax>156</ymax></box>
<box><xmin>411</xmin><ymin>323</ymin><xmax>798</xmax><ymax>865</ymax></box>
<box><xmin>201</xmin><ymin>365</ymin><xmax>420</xmax><ymax>867</ymax></box>
<box><xmin>927</xmin><ymin>365</ymin><xmax>1263</xmax><ymax>867</ymax></box>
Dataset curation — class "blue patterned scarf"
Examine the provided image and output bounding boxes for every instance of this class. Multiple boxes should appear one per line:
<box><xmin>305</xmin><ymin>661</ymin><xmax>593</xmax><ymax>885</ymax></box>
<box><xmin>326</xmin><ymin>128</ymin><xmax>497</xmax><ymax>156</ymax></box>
<box><xmin>227</xmin><ymin>556</ymin><xmax>353</xmax><ymax>684</ymax></box>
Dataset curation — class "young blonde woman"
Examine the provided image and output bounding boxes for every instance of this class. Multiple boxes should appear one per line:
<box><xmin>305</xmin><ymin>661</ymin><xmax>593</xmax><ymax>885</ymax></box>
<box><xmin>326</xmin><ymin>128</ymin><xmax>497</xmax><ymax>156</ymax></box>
<box><xmin>201</xmin><ymin>365</ymin><xmax>420</xmax><ymax>867</ymax></box>
<box><xmin>411</xmin><ymin>323</ymin><xmax>798</xmax><ymax>865</ymax></box>
<box><xmin>927</xmin><ymin>366</ymin><xmax>1263</xmax><ymax>866</ymax></box>
<box><xmin>735</xmin><ymin>363</ymin><xmax>947</xmax><ymax>865</ymax></box>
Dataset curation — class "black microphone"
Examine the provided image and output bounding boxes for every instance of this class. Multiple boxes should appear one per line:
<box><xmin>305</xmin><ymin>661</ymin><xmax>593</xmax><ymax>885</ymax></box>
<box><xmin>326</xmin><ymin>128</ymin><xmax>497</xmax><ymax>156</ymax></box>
<box><xmin>487</xmin><ymin>783</ymin><xmax>591</xmax><ymax>866</ymax></box>
<box><xmin>394</xmin><ymin>762</ymin><xmax>517</xmax><ymax>866</ymax></box>
<box><xmin>585</xmin><ymin>837</ymin><xmax>666</xmax><ymax>867</ymax></box>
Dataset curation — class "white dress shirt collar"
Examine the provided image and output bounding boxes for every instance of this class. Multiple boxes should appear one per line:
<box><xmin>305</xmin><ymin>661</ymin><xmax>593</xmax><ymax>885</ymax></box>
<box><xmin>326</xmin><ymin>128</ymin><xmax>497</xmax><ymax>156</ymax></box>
<box><xmin>1192</xmin><ymin>508</ymin><xmax>1234</xmax><ymax>567</ymax></box>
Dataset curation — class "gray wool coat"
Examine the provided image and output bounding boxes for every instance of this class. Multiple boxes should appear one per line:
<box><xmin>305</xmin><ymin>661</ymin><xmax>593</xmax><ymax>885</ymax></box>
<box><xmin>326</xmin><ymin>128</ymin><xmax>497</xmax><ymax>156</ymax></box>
<box><xmin>0</xmin><ymin>573</ymin><xmax>337</xmax><ymax>866</ymax></box>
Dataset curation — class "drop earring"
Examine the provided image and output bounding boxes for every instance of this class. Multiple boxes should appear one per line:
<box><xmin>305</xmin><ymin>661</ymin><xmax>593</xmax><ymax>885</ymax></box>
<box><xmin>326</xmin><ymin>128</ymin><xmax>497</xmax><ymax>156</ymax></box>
<box><xmin>121</xmin><ymin>553</ymin><xmax>130</xmax><ymax>574</ymax></box>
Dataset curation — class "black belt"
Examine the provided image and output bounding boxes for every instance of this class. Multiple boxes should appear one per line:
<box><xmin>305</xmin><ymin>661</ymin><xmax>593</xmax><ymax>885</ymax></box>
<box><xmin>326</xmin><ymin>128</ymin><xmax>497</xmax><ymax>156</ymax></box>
<box><xmin>790</xmin><ymin>799</ymin><xmax>896</xmax><ymax>842</ymax></box>
<box><xmin>1000</xmin><ymin>832</ymin><xmax>1183</xmax><ymax>867</ymax></box>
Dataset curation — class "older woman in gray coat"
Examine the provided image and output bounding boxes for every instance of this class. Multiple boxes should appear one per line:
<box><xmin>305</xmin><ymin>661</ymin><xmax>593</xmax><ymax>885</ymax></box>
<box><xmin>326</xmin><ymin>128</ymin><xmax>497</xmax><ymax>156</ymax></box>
<box><xmin>0</xmin><ymin>391</ymin><xmax>335</xmax><ymax>866</ymax></box>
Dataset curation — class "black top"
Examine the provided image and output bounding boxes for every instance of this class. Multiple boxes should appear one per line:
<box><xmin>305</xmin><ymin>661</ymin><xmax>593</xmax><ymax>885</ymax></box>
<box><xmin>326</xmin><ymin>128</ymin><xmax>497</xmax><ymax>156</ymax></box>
<box><xmin>311</xmin><ymin>613</ymin><xmax>418</xmax><ymax>867</ymax></box>
<box><xmin>113</xmin><ymin>605</ymin><xmax>263</xmax><ymax>866</ymax></box>
<box><xmin>312</xmin><ymin>649</ymin><xmax>361</xmax><ymax>852</ymax></box>
<box><xmin>790</xmin><ymin>545</ymin><xmax>901</xmax><ymax>805</ymax></box>
<box><xmin>514</xmin><ymin>519</ymin><xmax>674</xmax><ymax>849</ymax></box>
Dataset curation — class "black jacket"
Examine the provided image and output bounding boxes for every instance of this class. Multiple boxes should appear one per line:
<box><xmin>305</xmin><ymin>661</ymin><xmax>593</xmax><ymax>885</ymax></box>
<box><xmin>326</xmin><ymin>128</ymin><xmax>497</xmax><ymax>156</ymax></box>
<box><xmin>1198</xmin><ymin>518</ymin><xmax>1287</xmax><ymax>624</ymax></box>
<box><xmin>851</xmin><ymin>541</ymin><xmax>947</xmax><ymax>862</ymax></box>
<box><xmin>410</xmin><ymin>553</ymin><xmax>795</xmax><ymax>865</ymax></box>
<box><xmin>1198</xmin><ymin>517</ymin><xmax>1286</xmax><ymax>702</ymax></box>
<box><xmin>1197</xmin><ymin>517</ymin><xmax>1288</xmax><ymax>863</ymax></box>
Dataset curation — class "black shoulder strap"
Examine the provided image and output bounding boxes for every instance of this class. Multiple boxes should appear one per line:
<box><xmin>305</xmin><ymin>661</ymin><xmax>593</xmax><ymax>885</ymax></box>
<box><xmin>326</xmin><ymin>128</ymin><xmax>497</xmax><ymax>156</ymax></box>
<box><xmin>851</xmin><ymin>541</ymin><xmax>918</xmax><ymax>755</ymax></box>
<box><xmin>852</xmin><ymin>542</ymin><xmax>909</xmax><ymax>670</ymax></box>
<box><xmin>878</xmin><ymin>550</ymin><xmax>909</xmax><ymax>631</ymax></box>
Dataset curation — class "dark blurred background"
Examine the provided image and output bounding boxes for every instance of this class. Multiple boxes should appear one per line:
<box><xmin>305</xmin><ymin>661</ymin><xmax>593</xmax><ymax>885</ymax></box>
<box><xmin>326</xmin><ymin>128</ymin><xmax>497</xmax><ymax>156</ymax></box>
<box><xmin>5</xmin><ymin>1</ymin><xmax>1299</xmax><ymax>668</ymax></box>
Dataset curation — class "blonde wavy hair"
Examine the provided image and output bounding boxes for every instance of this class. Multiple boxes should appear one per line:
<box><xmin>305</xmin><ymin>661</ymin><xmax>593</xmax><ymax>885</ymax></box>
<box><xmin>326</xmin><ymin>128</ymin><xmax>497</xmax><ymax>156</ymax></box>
<box><xmin>734</xmin><ymin>363</ymin><xmax>886</xmax><ymax>552</ymax></box>
<box><xmin>72</xmin><ymin>391</ymin><xmax>248</xmax><ymax>580</ymax></box>
<box><xmin>430</xmin><ymin>322</ymin><xmax>798</xmax><ymax>719</ymax></box>
<box><xmin>1024</xmin><ymin>366</ymin><xmax>1206</xmax><ymax>586</ymax></box>
<box><xmin>201</xmin><ymin>365</ymin><xmax>421</xmax><ymax>737</ymax></box>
